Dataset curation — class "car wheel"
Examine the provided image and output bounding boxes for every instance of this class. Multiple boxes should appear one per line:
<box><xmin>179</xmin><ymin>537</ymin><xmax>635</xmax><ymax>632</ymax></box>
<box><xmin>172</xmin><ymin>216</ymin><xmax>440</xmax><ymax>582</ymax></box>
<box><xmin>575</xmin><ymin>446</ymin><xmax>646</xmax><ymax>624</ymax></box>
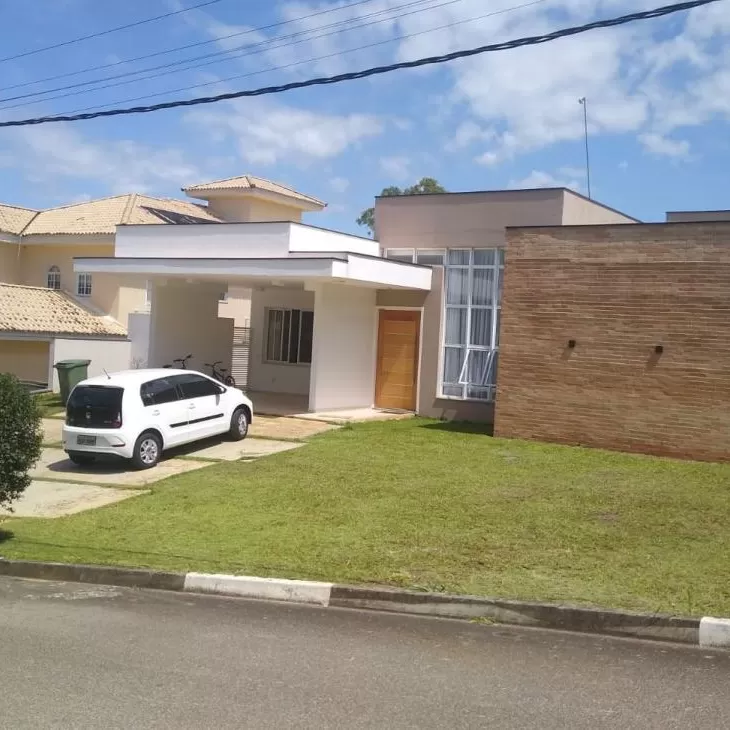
<box><xmin>68</xmin><ymin>451</ymin><xmax>96</xmax><ymax>466</ymax></box>
<box><xmin>229</xmin><ymin>407</ymin><xmax>249</xmax><ymax>441</ymax></box>
<box><xmin>131</xmin><ymin>432</ymin><xmax>162</xmax><ymax>470</ymax></box>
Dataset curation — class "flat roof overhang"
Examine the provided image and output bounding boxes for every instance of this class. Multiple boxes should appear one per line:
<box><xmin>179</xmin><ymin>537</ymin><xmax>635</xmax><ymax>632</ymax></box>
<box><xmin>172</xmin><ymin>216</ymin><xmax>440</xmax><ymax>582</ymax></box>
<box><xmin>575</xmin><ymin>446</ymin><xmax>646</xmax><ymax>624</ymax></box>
<box><xmin>73</xmin><ymin>253</ymin><xmax>433</xmax><ymax>291</ymax></box>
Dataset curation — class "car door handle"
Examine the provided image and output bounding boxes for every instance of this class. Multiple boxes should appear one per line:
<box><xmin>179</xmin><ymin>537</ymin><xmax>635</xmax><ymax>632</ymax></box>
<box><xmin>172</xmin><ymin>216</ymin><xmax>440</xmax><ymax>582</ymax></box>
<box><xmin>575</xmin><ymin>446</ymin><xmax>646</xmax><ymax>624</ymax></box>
<box><xmin>152</xmin><ymin>410</ymin><xmax>160</xmax><ymax>416</ymax></box>
<box><xmin>188</xmin><ymin>404</ymin><xmax>196</xmax><ymax>410</ymax></box>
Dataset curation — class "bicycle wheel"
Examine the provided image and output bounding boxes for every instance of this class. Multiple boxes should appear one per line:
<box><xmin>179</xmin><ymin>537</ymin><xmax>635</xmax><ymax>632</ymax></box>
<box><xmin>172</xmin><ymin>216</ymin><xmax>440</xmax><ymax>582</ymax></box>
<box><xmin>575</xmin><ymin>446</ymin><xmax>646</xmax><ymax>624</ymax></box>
<box><xmin>224</xmin><ymin>374</ymin><xmax>236</xmax><ymax>387</ymax></box>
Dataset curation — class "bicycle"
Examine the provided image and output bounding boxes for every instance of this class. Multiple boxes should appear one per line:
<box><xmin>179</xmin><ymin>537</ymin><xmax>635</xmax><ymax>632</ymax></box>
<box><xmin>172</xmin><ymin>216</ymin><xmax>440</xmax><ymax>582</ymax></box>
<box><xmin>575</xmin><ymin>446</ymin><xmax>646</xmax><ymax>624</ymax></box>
<box><xmin>205</xmin><ymin>360</ymin><xmax>236</xmax><ymax>387</ymax></box>
<box><xmin>163</xmin><ymin>353</ymin><xmax>193</xmax><ymax>369</ymax></box>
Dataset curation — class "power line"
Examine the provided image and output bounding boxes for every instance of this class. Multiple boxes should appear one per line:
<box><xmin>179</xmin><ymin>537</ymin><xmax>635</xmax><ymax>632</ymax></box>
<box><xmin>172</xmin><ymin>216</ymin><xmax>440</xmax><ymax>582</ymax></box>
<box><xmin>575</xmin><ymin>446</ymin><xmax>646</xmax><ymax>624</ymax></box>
<box><xmin>0</xmin><ymin>0</ymin><xmax>719</xmax><ymax>129</ymax></box>
<box><xmin>57</xmin><ymin>0</ymin><xmax>549</xmax><ymax>117</ymax></box>
<box><xmin>0</xmin><ymin>0</ymin><xmax>225</xmax><ymax>65</ymax></box>
<box><xmin>0</xmin><ymin>0</ymin><xmax>445</xmax><ymax>107</ymax></box>
<box><xmin>0</xmin><ymin>0</ymin><xmax>379</xmax><ymax>94</ymax></box>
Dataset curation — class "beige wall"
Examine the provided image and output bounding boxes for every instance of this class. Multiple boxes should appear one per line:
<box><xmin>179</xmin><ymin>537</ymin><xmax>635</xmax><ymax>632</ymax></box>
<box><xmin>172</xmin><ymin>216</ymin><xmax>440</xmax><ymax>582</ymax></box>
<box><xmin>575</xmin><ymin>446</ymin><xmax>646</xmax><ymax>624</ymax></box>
<box><xmin>19</xmin><ymin>241</ymin><xmax>147</xmax><ymax>327</ymax></box>
<box><xmin>561</xmin><ymin>190</ymin><xmax>637</xmax><ymax>225</ymax></box>
<box><xmin>0</xmin><ymin>338</ymin><xmax>50</xmax><ymax>383</ymax></box>
<box><xmin>0</xmin><ymin>241</ymin><xmax>21</xmax><ymax>283</ymax></box>
<box><xmin>207</xmin><ymin>196</ymin><xmax>304</xmax><ymax>223</ymax></box>
<box><xmin>218</xmin><ymin>285</ymin><xmax>252</xmax><ymax>326</ymax></box>
<box><xmin>376</xmin><ymin>190</ymin><xmax>565</xmax><ymax>250</ymax></box>
<box><xmin>148</xmin><ymin>280</ymin><xmax>234</xmax><ymax>372</ymax></box>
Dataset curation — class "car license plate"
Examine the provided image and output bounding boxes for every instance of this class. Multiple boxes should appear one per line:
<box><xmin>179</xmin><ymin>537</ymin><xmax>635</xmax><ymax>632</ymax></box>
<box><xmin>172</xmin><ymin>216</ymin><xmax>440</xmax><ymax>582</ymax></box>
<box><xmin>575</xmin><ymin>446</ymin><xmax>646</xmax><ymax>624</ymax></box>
<box><xmin>77</xmin><ymin>435</ymin><xmax>97</xmax><ymax>446</ymax></box>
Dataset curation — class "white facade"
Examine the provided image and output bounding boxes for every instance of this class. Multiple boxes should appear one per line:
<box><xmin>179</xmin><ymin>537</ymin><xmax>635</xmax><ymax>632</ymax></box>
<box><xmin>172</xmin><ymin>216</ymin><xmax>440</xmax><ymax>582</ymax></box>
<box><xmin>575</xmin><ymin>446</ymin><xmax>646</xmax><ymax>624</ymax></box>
<box><xmin>309</xmin><ymin>284</ymin><xmax>377</xmax><ymax>411</ymax></box>
<box><xmin>74</xmin><ymin>220</ymin><xmax>432</xmax><ymax>413</ymax></box>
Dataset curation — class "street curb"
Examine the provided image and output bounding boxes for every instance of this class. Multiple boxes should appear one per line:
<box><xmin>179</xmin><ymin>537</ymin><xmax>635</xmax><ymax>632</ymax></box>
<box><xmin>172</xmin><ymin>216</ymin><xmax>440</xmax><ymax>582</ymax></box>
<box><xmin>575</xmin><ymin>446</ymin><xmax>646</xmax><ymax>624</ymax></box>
<box><xmin>184</xmin><ymin>572</ymin><xmax>332</xmax><ymax>606</ymax></box>
<box><xmin>0</xmin><ymin>558</ymin><xmax>184</xmax><ymax>591</ymax></box>
<box><xmin>0</xmin><ymin>558</ymin><xmax>725</xmax><ymax>648</ymax></box>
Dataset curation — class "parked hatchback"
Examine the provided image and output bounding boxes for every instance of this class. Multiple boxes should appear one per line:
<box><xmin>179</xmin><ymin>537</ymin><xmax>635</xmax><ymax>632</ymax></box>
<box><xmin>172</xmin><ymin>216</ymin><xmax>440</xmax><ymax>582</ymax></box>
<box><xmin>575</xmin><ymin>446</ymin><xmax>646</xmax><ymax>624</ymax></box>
<box><xmin>62</xmin><ymin>369</ymin><xmax>253</xmax><ymax>469</ymax></box>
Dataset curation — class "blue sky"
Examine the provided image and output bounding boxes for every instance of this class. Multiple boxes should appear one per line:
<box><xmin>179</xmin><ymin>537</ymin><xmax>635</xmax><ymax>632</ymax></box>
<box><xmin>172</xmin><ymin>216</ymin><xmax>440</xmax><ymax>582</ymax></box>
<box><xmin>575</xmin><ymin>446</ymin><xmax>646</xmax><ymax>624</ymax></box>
<box><xmin>0</xmin><ymin>0</ymin><xmax>728</xmax><ymax>234</ymax></box>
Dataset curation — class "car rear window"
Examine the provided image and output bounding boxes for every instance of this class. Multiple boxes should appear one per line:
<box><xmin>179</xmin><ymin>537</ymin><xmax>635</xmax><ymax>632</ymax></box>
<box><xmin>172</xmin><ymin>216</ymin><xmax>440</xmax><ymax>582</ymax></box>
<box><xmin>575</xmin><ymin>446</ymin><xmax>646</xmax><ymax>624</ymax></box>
<box><xmin>66</xmin><ymin>385</ymin><xmax>124</xmax><ymax>429</ymax></box>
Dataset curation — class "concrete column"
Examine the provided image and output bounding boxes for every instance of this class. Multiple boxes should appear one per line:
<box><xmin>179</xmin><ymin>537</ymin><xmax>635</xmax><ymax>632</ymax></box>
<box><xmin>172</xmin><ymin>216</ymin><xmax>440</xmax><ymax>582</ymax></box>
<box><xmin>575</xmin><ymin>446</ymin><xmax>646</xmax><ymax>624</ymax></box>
<box><xmin>309</xmin><ymin>283</ymin><xmax>377</xmax><ymax>411</ymax></box>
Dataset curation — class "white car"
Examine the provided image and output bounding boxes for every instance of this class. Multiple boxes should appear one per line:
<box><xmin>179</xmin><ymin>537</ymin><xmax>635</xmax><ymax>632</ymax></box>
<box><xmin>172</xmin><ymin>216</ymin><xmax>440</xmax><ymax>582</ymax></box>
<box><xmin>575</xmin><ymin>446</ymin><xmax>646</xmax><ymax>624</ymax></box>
<box><xmin>62</xmin><ymin>369</ymin><xmax>253</xmax><ymax>470</ymax></box>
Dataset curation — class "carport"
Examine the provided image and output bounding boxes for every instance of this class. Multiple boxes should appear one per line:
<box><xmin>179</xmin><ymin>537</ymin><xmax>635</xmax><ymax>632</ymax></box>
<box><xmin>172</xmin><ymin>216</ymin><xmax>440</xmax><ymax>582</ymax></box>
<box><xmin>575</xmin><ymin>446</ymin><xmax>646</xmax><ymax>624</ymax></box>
<box><xmin>75</xmin><ymin>221</ymin><xmax>432</xmax><ymax>414</ymax></box>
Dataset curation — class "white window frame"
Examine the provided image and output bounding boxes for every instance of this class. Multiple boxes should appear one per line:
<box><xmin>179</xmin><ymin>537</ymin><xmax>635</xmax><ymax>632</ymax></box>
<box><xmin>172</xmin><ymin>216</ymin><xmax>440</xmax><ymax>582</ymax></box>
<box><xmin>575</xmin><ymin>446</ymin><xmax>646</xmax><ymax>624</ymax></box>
<box><xmin>440</xmin><ymin>248</ymin><xmax>504</xmax><ymax>402</ymax></box>
<box><xmin>384</xmin><ymin>248</ymin><xmax>446</xmax><ymax>266</ymax></box>
<box><xmin>264</xmin><ymin>307</ymin><xmax>313</xmax><ymax>366</ymax></box>
<box><xmin>46</xmin><ymin>266</ymin><xmax>61</xmax><ymax>290</ymax></box>
<box><xmin>76</xmin><ymin>272</ymin><xmax>92</xmax><ymax>297</ymax></box>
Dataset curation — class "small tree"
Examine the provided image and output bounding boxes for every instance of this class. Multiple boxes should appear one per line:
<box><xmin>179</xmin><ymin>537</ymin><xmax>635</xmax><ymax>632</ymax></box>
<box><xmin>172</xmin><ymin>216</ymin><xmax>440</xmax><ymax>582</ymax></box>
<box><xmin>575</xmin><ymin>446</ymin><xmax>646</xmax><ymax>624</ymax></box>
<box><xmin>357</xmin><ymin>177</ymin><xmax>447</xmax><ymax>236</ymax></box>
<box><xmin>0</xmin><ymin>374</ymin><xmax>43</xmax><ymax>510</ymax></box>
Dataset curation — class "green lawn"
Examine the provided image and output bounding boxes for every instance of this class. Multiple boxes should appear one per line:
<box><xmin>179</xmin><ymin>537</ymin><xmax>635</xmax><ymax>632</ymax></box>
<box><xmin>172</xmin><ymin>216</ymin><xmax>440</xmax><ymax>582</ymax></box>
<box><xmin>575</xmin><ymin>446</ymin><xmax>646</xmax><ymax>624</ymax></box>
<box><xmin>2</xmin><ymin>418</ymin><xmax>729</xmax><ymax>615</ymax></box>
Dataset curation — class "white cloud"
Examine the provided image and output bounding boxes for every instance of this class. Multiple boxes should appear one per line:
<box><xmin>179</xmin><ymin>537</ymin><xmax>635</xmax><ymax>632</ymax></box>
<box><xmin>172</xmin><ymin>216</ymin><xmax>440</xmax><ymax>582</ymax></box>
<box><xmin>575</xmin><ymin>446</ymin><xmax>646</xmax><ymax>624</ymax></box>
<box><xmin>330</xmin><ymin>176</ymin><xmax>350</xmax><ymax>193</ymax></box>
<box><xmin>272</xmin><ymin>0</ymin><xmax>730</xmax><ymax>162</ymax></box>
<box><xmin>379</xmin><ymin>155</ymin><xmax>411</xmax><ymax>181</ymax></box>
<box><xmin>446</xmin><ymin>121</ymin><xmax>493</xmax><ymax>151</ymax></box>
<box><xmin>638</xmin><ymin>133</ymin><xmax>691</xmax><ymax>159</ymax></box>
<box><xmin>475</xmin><ymin>151</ymin><xmax>499</xmax><ymax>166</ymax></box>
<box><xmin>187</xmin><ymin>99</ymin><xmax>383</xmax><ymax>166</ymax></box>
<box><xmin>168</xmin><ymin>0</ymin><xmax>730</xmax><ymax>171</ymax></box>
<box><xmin>1</xmin><ymin>124</ymin><xmax>202</xmax><ymax>194</ymax></box>
<box><xmin>509</xmin><ymin>169</ymin><xmax>583</xmax><ymax>192</ymax></box>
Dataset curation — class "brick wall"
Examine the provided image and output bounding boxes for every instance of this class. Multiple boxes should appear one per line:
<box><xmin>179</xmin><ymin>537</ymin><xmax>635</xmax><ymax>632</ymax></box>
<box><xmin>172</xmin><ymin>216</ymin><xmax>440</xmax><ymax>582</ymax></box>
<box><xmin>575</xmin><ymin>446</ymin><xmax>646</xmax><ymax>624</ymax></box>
<box><xmin>494</xmin><ymin>222</ymin><xmax>730</xmax><ymax>462</ymax></box>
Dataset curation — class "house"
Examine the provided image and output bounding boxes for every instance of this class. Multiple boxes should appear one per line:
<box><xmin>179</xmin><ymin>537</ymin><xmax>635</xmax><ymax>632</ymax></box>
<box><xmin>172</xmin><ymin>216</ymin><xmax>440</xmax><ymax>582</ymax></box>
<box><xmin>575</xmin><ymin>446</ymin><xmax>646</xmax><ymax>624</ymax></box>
<box><xmin>0</xmin><ymin>175</ymin><xmax>326</xmax><ymax>387</ymax></box>
<box><xmin>0</xmin><ymin>283</ymin><xmax>129</xmax><ymax>389</ymax></box>
<box><xmin>71</xmin><ymin>185</ymin><xmax>636</xmax><ymax>418</ymax></box>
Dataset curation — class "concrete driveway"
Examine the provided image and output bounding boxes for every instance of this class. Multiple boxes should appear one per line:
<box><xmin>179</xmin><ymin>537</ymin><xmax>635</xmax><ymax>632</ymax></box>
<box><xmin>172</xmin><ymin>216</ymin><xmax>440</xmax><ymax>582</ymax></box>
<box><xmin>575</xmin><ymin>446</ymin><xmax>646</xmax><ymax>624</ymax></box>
<box><xmin>19</xmin><ymin>417</ymin><xmax>333</xmax><ymax>518</ymax></box>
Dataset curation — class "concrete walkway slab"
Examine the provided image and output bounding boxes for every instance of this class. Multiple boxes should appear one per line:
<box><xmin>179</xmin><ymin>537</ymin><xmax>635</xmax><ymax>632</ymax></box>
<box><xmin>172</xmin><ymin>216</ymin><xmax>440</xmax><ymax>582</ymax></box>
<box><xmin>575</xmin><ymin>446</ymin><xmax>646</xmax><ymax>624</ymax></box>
<box><xmin>180</xmin><ymin>438</ymin><xmax>303</xmax><ymax>461</ymax></box>
<box><xmin>250</xmin><ymin>417</ymin><xmax>338</xmax><ymax>440</ymax></box>
<box><xmin>31</xmin><ymin>449</ymin><xmax>210</xmax><ymax>487</ymax></box>
<box><xmin>0</xmin><ymin>480</ymin><xmax>144</xmax><ymax>518</ymax></box>
<box><xmin>42</xmin><ymin>418</ymin><xmax>64</xmax><ymax>444</ymax></box>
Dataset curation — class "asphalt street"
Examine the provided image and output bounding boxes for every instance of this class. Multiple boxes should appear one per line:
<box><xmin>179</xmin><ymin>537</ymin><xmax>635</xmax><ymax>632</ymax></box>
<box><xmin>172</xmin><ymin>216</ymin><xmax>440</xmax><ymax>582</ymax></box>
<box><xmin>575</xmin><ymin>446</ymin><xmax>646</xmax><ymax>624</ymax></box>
<box><xmin>2</xmin><ymin>576</ymin><xmax>729</xmax><ymax>729</ymax></box>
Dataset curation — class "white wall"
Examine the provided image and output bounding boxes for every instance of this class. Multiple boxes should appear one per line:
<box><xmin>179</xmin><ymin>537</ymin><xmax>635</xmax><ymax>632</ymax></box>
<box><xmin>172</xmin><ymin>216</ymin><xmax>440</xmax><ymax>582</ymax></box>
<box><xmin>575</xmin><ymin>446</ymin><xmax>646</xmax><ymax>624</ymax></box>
<box><xmin>128</xmin><ymin>311</ymin><xmax>151</xmax><ymax>368</ymax></box>
<box><xmin>289</xmin><ymin>224</ymin><xmax>380</xmax><ymax>256</ymax></box>
<box><xmin>248</xmin><ymin>287</ymin><xmax>314</xmax><ymax>395</ymax></box>
<box><xmin>116</xmin><ymin>223</ymin><xmax>292</xmax><ymax>259</ymax></box>
<box><xmin>147</xmin><ymin>281</ymin><xmax>234</xmax><ymax>374</ymax></box>
<box><xmin>50</xmin><ymin>338</ymin><xmax>132</xmax><ymax>391</ymax></box>
<box><xmin>309</xmin><ymin>283</ymin><xmax>376</xmax><ymax>411</ymax></box>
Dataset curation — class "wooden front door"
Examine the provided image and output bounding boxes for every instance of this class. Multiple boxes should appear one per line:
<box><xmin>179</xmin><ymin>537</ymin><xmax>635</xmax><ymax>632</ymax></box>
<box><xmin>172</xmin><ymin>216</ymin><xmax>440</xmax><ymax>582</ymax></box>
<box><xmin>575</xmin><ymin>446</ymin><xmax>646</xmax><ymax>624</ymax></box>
<box><xmin>375</xmin><ymin>310</ymin><xmax>421</xmax><ymax>411</ymax></box>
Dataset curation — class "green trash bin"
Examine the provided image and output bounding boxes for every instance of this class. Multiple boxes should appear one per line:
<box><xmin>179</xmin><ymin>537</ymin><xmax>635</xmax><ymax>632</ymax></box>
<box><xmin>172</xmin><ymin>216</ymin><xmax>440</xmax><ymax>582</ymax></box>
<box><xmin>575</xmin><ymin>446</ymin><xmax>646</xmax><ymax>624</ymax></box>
<box><xmin>54</xmin><ymin>359</ymin><xmax>91</xmax><ymax>405</ymax></box>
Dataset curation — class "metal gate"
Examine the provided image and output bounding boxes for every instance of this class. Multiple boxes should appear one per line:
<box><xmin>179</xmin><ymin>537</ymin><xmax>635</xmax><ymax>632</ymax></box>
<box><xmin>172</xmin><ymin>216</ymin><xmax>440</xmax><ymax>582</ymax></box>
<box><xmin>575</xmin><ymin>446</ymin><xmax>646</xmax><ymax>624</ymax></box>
<box><xmin>231</xmin><ymin>326</ymin><xmax>251</xmax><ymax>390</ymax></box>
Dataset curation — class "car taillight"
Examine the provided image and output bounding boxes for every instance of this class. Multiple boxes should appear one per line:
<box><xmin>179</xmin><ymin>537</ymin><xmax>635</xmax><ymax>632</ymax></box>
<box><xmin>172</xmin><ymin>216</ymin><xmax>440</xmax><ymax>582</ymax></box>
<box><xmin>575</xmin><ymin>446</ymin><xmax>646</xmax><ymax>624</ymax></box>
<box><xmin>112</xmin><ymin>413</ymin><xmax>123</xmax><ymax>428</ymax></box>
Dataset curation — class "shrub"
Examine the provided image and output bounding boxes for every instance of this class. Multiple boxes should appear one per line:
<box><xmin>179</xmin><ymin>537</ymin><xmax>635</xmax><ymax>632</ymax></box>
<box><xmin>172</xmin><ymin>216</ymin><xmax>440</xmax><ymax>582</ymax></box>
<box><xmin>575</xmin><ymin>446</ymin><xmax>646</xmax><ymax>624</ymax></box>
<box><xmin>0</xmin><ymin>374</ymin><xmax>42</xmax><ymax>510</ymax></box>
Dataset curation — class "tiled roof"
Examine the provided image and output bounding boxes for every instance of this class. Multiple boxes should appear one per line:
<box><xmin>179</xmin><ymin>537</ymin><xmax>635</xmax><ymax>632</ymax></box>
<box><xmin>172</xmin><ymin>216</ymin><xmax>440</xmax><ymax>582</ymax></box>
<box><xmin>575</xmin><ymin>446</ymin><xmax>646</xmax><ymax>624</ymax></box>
<box><xmin>0</xmin><ymin>203</ymin><xmax>38</xmax><ymax>235</ymax></box>
<box><xmin>0</xmin><ymin>284</ymin><xmax>127</xmax><ymax>337</ymax></box>
<box><xmin>20</xmin><ymin>194</ymin><xmax>222</xmax><ymax>236</ymax></box>
<box><xmin>183</xmin><ymin>175</ymin><xmax>326</xmax><ymax>208</ymax></box>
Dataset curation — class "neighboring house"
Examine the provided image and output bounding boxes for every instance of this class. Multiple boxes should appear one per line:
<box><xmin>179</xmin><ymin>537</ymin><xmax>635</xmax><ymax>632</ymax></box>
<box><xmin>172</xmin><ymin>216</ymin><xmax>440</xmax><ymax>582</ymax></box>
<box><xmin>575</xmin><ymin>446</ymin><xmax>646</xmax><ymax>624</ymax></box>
<box><xmin>0</xmin><ymin>175</ymin><xmax>326</xmax><ymax>386</ymax></box>
<box><xmin>0</xmin><ymin>283</ymin><xmax>129</xmax><ymax>388</ymax></box>
<box><xmin>70</xmin><ymin>185</ymin><xmax>637</xmax><ymax>420</ymax></box>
